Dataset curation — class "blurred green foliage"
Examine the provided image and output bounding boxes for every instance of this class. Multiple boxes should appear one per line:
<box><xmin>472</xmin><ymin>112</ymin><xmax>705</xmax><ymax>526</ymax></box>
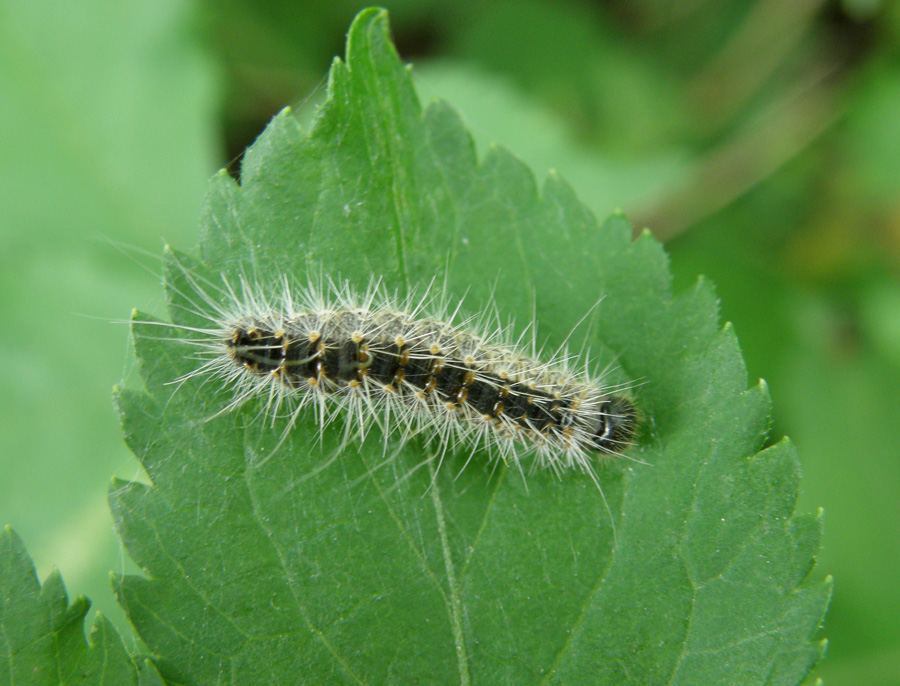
<box><xmin>1</xmin><ymin>0</ymin><xmax>898</xmax><ymax>683</ymax></box>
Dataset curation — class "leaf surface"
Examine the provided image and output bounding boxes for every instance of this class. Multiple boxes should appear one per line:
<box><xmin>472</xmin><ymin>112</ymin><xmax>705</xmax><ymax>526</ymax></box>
<box><xmin>0</xmin><ymin>527</ymin><xmax>136</xmax><ymax>686</ymax></box>
<box><xmin>113</xmin><ymin>9</ymin><xmax>830</xmax><ymax>685</ymax></box>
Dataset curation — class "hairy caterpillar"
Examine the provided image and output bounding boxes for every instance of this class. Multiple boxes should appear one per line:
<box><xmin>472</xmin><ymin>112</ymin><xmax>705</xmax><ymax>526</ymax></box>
<box><xmin>146</xmin><ymin>260</ymin><xmax>638</xmax><ymax>481</ymax></box>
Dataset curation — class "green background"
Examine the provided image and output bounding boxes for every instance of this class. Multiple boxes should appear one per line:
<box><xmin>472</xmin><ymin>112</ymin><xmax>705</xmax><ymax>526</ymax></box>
<box><xmin>1</xmin><ymin>1</ymin><xmax>898</xmax><ymax>684</ymax></box>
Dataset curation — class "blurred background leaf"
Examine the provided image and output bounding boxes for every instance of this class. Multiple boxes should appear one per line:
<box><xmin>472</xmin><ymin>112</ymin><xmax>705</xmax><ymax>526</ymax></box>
<box><xmin>0</xmin><ymin>0</ymin><xmax>219</xmax><ymax>640</ymax></box>
<box><xmin>1</xmin><ymin>0</ymin><xmax>898</xmax><ymax>683</ymax></box>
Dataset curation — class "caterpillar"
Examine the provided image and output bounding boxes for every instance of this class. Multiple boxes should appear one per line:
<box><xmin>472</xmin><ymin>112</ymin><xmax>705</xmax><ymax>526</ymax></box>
<box><xmin>149</xmin><ymin>262</ymin><xmax>638</xmax><ymax>480</ymax></box>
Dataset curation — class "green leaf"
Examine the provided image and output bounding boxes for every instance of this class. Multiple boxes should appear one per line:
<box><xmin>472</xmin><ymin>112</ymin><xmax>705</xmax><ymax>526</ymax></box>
<box><xmin>413</xmin><ymin>61</ymin><xmax>687</xmax><ymax>224</ymax></box>
<box><xmin>0</xmin><ymin>527</ymin><xmax>136</xmax><ymax>686</ymax></box>
<box><xmin>113</xmin><ymin>8</ymin><xmax>830</xmax><ymax>685</ymax></box>
<box><xmin>0</xmin><ymin>0</ymin><xmax>218</xmax><ymax>629</ymax></box>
